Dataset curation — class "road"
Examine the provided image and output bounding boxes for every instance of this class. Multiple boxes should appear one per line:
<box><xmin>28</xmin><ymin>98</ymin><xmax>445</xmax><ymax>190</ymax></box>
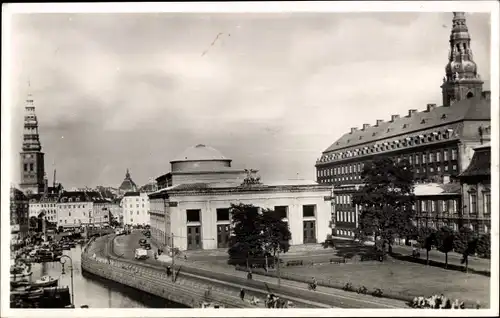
<box><xmin>115</xmin><ymin>231</ymin><xmax>409</xmax><ymax>308</ymax></box>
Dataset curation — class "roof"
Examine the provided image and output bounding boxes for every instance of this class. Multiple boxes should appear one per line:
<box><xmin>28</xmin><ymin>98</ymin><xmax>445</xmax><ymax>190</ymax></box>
<box><xmin>57</xmin><ymin>191</ymin><xmax>89</xmax><ymax>203</ymax></box>
<box><xmin>414</xmin><ymin>183</ymin><xmax>461</xmax><ymax>196</ymax></box>
<box><xmin>119</xmin><ymin>169</ymin><xmax>138</xmax><ymax>191</ymax></box>
<box><xmin>123</xmin><ymin>191</ymin><xmax>141</xmax><ymax>197</ymax></box>
<box><xmin>11</xmin><ymin>187</ymin><xmax>28</xmax><ymax>201</ymax></box>
<box><xmin>149</xmin><ymin>181</ymin><xmax>330</xmax><ymax>197</ymax></box>
<box><xmin>264</xmin><ymin>179</ymin><xmax>319</xmax><ymax>186</ymax></box>
<box><xmin>459</xmin><ymin>145</ymin><xmax>490</xmax><ymax>178</ymax></box>
<box><xmin>171</xmin><ymin>144</ymin><xmax>229</xmax><ymax>162</ymax></box>
<box><xmin>323</xmin><ymin>96</ymin><xmax>490</xmax><ymax>153</ymax></box>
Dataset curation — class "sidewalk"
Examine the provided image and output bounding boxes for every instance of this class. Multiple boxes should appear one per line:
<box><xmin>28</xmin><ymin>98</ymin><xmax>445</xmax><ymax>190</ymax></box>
<box><xmin>332</xmin><ymin>236</ymin><xmax>490</xmax><ymax>273</ymax></box>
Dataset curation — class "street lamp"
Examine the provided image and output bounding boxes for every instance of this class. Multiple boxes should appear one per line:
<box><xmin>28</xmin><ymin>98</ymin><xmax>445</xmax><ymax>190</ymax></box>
<box><xmin>60</xmin><ymin>255</ymin><xmax>75</xmax><ymax>307</ymax></box>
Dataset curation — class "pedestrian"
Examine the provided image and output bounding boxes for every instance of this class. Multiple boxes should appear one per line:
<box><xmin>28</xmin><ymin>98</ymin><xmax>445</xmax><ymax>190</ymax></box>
<box><xmin>240</xmin><ymin>288</ymin><xmax>245</xmax><ymax>301</ymax></box>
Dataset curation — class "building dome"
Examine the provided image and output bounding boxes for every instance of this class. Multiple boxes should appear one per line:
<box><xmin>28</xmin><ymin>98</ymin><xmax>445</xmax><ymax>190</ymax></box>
<box><xmin>171</xmin><ymin>144</ymin><xmax>232</xmax><ymax>172</ymax></box>
<box><xmin>171</xmin><ymin>144</ymin><xmax>228</xmax><ymax>162</ymax></box>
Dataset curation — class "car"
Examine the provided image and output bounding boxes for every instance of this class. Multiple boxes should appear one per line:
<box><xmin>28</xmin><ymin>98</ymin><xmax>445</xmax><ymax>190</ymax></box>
<box><xmin>144</xmin><ymin>243</ymin><xmax>152</xmax><ymax>250</ymax></box>
<box><xmin>139</xmin><ymin>239</ymin><xmax>147</xmax><ymax>246</ymax></box>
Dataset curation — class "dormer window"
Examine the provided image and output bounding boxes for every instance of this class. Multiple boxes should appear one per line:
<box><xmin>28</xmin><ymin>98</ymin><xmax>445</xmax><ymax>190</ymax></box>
<box><xmin>421</xmin><ymin>119</ymin><xmax>426</xmax><ymax>124</ymax></box>
<box><xmin>403</xmin><ymin>124</ymin><xmax>408</xmax><ymax>129</ymax></box>
<box><xmin>441</xmin><ymin>114</ymin><xmax>447</xmax><ymax>120</ymax></box>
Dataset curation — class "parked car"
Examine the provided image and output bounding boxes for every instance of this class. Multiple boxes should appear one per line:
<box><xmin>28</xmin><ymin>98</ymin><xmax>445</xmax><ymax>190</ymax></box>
<box><xmin>139</xmin><ymin>239</ymin><xmax>147</xmax><ymax>246</ymax></box>
<box><xmin>144</xmin><ymin>243</ymin><xmax>152</xmax><ymax>250</ymax></box>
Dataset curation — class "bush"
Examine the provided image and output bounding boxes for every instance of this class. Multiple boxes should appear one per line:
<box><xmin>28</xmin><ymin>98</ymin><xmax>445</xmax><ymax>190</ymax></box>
<box><xmin>356</xmin><ymin>286</ymin><xmax>368</xmax><ymax>294</ymax></box>
<box><xmin>343</xmin><ymin>282</ymin><xmax>354</xmax><ymax>292</ymax></box>
<box><xmin>372</xmin><ymin>288</ymin><xmax>383</xmax><ymax>297</ymax></box>
<box><xmin>476</xmin><ymin>233</ymin><xmax>490</xmax><ymax>259</ymax></box>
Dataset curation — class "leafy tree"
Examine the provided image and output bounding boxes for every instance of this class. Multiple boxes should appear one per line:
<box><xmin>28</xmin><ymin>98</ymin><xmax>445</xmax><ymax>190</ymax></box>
<box><xmin>453</xmin><ymin>226</ymin><xmax>478</xmax><ymax>273</ymax></box>
<box><xmin>352</xmin><ymin>157</ymin><xmax>416</xmax><ymax>259</ymax></box>
<box><xmin>476</xmin><ymin>233</ymin><xmax>491</xmax><ymax>259</ymax></box>
<box><xmin>416</xmin><ymin>227</ymin><xmax>436</xmax><ymax>265</ymax></box>
<box><xmin>435</xmin><ymin>226</ymin><xmax>455</xmax><ymax>268</ymax></box>
<box><xmin>228</xmin><ymin>203</ymin><xmax>264</xmax><ymax>270</ymax></box>
<box><xmin>260</xmin><ymin>208</ymin><xmax>291</xmax><ymax>257</ymax></box>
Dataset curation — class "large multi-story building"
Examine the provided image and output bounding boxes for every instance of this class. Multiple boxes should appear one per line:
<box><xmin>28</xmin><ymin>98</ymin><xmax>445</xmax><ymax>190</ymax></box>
<box><xmin>28</xmin><ymin>173</ymin><xmax>62</xmax><ymax>223</ymax></box>
<box><xmin>149</xmin><ymin>144</ymin><xmax>332</xmax><ymax>251</ymax></box>
<box><xmin>56</xmin><ymin>191</ymin><xmax>108</xmax><ymax>229</ymax></box>
<box><xmin>315</xmin><ymin>12</ymin><xmax>491</xmax><ymax>238</ymax></box>
<box><xmin>11</xmin><ymin>187</ymin><xmax>30</xmax><ymax>243</ymax></box>
<box><xmin>121</xmin><ymin>192</ymin><xmax>150</xmax><ymax>226</ymax></box>
<box><xmin>19</xmin><ymin>91</ymin><xmax>45</xmax><ymax>195</ymax></box>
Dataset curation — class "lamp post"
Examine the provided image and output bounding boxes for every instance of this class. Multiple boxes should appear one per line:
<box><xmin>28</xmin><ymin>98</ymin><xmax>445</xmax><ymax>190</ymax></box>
<box><xmin>60</xmin><ymin>255</ymin><xmax>74</xmax><ymax>307</ymax></box>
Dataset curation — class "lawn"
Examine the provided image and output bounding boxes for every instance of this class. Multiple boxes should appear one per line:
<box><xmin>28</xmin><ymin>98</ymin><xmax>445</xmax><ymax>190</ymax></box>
<box><xmin>282</xmin><ymin>259</ymin><xmax>490</xmax><ymax>307</ymax></box>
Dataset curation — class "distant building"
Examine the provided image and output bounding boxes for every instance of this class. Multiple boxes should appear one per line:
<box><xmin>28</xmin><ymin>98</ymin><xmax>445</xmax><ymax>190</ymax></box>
<box><xmin>56</xmin><ymin>191</ymin><xmax>93</xmax><ymax>229</ymax></box>
<box><xmin>28</xmin><ymin>173</ymin><xmax>62</xmax><ymax>223</ymax></box>
<box><xmin>458</xmin><ymin>144</ymin><xmax>491</xmax><ymax>234</ymax></box>
<box><xmin>139</xmin><ymin>181</ymin><xmax>158</xmax><ymax>194</ymax></box>
<box><xmin>121</xmin><ymin>192</ymin><xmax>150</xmax><ymax>226</ymax></box>
<box><xmin>149</xmin><ymin>144</ymin><xmax>332</xmax><ymax>251</ymax></box>
<box><xmin>315</xmin><ymin>12</ymin><xmax>491</xmax><ymax>238</ymax></box>
<box><xmin>92</xmin><ymin>199</ymin><xmax>113</xmax><ymax>227</ymax></box>
<box><xmin>11</xmin><ymin>187</ymin><xmax>30</xmax><ymax>242</ymax></box>
<box><xmin>118</xmin><ymin>169</ymin><xmax>138</xmax><ymax>196</ymax></box>
<box><xmin>109</xmin><ymin>198</ymin><xmax>122</xmax><ymax>225</ymax></box>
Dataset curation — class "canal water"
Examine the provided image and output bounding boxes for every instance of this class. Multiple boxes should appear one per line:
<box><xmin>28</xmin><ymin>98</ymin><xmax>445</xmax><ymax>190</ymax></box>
<box><xmin>29</xmin><ymin>244</ymin><xmax>186</xmax><ymax>308</ymax></box>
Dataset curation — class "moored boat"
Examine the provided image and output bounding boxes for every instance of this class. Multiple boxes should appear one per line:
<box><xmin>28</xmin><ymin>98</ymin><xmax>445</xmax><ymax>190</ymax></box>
<box><xmin>32</xmin><ymin>276</ymin><xmax>59</xmax><ymax>288</ymax></box>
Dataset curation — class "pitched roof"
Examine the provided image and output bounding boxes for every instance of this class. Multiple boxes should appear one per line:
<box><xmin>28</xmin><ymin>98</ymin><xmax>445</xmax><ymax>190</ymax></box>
<box><xmin>11</xmin><ymin>187</ymin><xmax>28</xmax><ymax>201</ymax></box>
<box><xmin>323</xmin><ymin>96</ymin><xmax>490</xmax><ymax>153</ymax></box>
<box><xmin>58</xmin><ymin>191</ymin><xmax>89</xmax><ymax>203</ymax></box>
<box><xmin>459</xmin><ymin>145</ymin><xmax>490</xmax><ymax>178</ymax></box>
<box><xmin>123</xmin><ymin>191</ymin><xmax>141</xmax><ymax>197</ymax></box>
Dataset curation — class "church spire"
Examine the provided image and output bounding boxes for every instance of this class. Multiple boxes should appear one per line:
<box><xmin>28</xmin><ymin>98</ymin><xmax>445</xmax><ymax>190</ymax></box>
<box><xmin>22</xmin><ymin>87</ymin><xmax>42</xmax><ymax>152</ymax></box>
<box><xmin>441</xmin><ymin>12</ymin><xmax>483</xmax><ymax>106</ymax></box>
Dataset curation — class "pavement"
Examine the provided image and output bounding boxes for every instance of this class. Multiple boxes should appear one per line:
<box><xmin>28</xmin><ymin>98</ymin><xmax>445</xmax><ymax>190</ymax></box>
<box><xmin>116</xmin><ymin>231</ymin><xmax>409</xmax><ymax>308</ymax></box>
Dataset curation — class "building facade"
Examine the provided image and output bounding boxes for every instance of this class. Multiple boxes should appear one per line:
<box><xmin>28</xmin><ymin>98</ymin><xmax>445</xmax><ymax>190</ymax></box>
<box><xmin>121</xmin><ymin>192</ymin><xmax>150</xmax><ymax>226</ymax></box>
<box><xmin>149</xmin><ymin>144</ymin><xmax>332</xmax><ymax>251</ymax></box>
<box><xmin>11</xmin><ymin>187</ymin><xmax>30</xmax><ymax>242</ymax></box>
<box><xmin>315</xmin><ymin>12</ymin><xmax>491</xmax><ymax>238</ymax></box>
<box><xmin>458</xmin><ymin>144</ymin><xmax>491</xmax><ymax>235</ymax></box>
<box><xmin>56</xmin><ymin>191</ymin><xmax>94</xmax><ymax>229</ymax></box>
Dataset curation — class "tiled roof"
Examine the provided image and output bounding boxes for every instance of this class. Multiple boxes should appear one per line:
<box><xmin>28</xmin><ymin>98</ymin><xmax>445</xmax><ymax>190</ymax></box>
<box><xmin>460</xmin><ymin>145</ymin><xmax>490</xmax><ymax>178</ymax></box>
<box><xmin>323</xmin><ymin>96</ymin><xmax>490</xmax><ymax>153</ymax></box>
<box><xmin>57</xmin><ymin>191</ymin><xmax>89</xmax><ymax>203</ymax></box>
<box><xmin>414</xmin><ymin>183</ymin><xmax>461</xmax><ymax>196</ymax></box>
<box><xmin>119</xmin><ymin>179</ymin><xmax>137</xmax><ymax>191</ymax></box>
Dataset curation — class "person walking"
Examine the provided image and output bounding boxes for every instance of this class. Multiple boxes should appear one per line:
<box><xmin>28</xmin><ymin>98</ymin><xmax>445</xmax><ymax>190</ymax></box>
<box><xmin>240</xmin><ymin>288</ymin><xmax>245</xmax><ymax>301</ymax></box>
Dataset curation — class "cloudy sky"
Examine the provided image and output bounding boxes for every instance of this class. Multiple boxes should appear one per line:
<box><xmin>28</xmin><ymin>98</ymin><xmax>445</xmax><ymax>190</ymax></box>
<box><xmin>8</xmin><ymin>11</ymin><xmax>491</xmax><ymax>189</ymax></box>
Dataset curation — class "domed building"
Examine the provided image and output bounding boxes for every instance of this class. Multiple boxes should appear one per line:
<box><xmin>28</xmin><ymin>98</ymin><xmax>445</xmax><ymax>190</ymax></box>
<box><xmin>149</xmin><ymin>144</ymin><xmax>332</xmax><ymax>251</ymax></box>
<box><xmin>118</xmin><ymin>169</ymin><xmax>138</xmax><ymax>195</ymax></box>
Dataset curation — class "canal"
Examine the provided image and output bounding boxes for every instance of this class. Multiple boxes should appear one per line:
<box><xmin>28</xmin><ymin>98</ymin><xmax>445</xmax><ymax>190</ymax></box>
<box><xmin>30</xmin><ymin>243</ymin><xmax>186</xmax><ymax>308</ymax></box>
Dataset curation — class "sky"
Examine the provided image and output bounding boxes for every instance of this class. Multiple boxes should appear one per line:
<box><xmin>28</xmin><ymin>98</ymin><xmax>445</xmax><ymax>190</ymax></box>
<box><xmin>7</xmin><ymin>11</ymin><xmax>491</xmax><ymax>189</ymax></box>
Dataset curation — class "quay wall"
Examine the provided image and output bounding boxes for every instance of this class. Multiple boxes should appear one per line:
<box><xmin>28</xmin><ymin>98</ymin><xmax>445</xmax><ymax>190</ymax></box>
<box><xmin>80</xmin><ymin>235</ymin><xmax>257</xmax><ymax>308</ymax></box>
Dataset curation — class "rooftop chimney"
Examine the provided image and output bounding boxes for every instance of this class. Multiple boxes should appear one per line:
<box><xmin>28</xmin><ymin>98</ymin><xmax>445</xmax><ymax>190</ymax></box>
<box><xmin>375</xmin><ymin>119</ymin><xmax>384</xmax><ymax>126</ymax></box>
<box><xmin>362</xmin><ymin>124</ymin><xmax>370</xmax><ymax>130</ymax></box>
<box><xmin>350</xmin><ymin>127</ymin><xmax>358</xmax><ymax>134</ymax></box>
<box><xmin>426</xmin><ymin>103</ymin><xmax>437</xmax><ymax>112</ymax></box>
<box><xmin>481</xmin><ymin>91</ymin><xmax>491</xmax><ymax>100</ymax></box>
<box><xmin>408</xmin><ymin>109</ymin><xmax>418</xmax><ymax>117</ymax></box>
<box><xmin>390</xmin><ymin>115</ymin><xmax>400</xmax><ymax>122</ymax></box>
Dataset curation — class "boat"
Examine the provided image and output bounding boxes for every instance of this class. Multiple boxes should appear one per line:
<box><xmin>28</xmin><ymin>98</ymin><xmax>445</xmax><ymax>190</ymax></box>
<box><xmin>10</xmin><ymin>280</ymin><xmax>30</xmax><ymax>288</ymax></box>
<box><xmin>11</xmin><ymin>269</ymin><xmax>33</xmax><ymax>281</ymax></box>
<box><xmin>11</xmin><ymin>286</ymin><xmax>44</xmax><ymax>298</ymax></box>
<box><xmin>32</xmin><ymin>276</ymin><xmax>59</xmax><ymax>288</ymax></box>
<box><xmin>61</xmin><ymin>244</ymin><xmax>70</xmax><ymax>250</ymax></box>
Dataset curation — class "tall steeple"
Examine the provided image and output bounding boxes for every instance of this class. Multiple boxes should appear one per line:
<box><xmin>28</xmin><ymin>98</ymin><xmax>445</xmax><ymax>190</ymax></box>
<box><xmin>19</xmin><ymin>83</ymin><xmax>45</xmax><ymax>195</ymax></box>
<box><xmin>441</xmin><ymin>12</ymin><xmax>483</xmax><ymax>106</ymax></box>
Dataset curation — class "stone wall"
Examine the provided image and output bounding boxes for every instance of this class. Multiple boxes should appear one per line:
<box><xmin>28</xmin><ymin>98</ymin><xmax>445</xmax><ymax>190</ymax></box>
<box><xmin>80</xmin><ymin>236</ymin><xmax>255</xmax><ymax>308</ymax></box>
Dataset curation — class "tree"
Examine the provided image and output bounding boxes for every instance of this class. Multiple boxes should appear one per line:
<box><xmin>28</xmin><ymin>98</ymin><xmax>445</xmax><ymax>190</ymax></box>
<box><xmin>228</xmin><ymin>203</ymin><xmax>264</xmax><ymax>270</ymax></box>
<box><xmin>476</xmin><ymin>233</ymin><xmax>491</xmax><ymax>259</ymax></box>
<box><xmin>260</xmin><ymin>208</ymin><xmax>291</xmax><ymax>257</ymax></box>
<box><xmin>352</xmin><ymin>157</ymin><xmax>416</xmax><ymax>260</ymax></box>
<box><xmin>453</xmin><ymin>226</ymin><xmax>478</xmax><ymax>273</ymax></box>
<box><xmin>417</xmin><ymin>227</ymin><xmax>436</xmax><ymax>265</ymax></box>
<box><xmin>435</xmin><ymin>226</ymin><xmax>455</xmax><ymax>268</ymax></box>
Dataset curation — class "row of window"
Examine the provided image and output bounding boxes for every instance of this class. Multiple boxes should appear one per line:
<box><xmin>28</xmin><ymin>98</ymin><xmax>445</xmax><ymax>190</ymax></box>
<box><xmin>23</xmin><ymin>163</ymin><xmax>35</xmax><ymax>172</ymax></box>
<box><xmin>335</xmin><ymin>195</ymin><xmax>352</xmax><ymax>205</ymax></box>
<box><xmin>186</xmin><ymin>205</ymin><xmax>317</xmax><ymax>223</ymax></box>
<box><xmin>336</xmin><ymin>211</ymin><xmax>356</xmax><ymax>223</ymax></box>
<box><xmin>32</xmin><ymin>203</ymin><xmax>56</xmax><ymax>208</ymax></box>
<box><xmin>128</xmin><ymin>210</ymin><xmax>147</xmax><ymax>215</ymax></box>
<box><xmin>59</xmin><ymin>204</ymin><xmax>89</xmax><ymax>209</ymax></box>
<box><xmin>336</xmin><ymin>229</ymin><xmax>356</xmax><ymax>237</ymax></box>
<box><xmin>319</xmin><ymin>129</ymin><xmax>455</xmax><ymax>163</ymax></box>
<box><xmin>123</xmin><ymin>197</ymin><xmax>148</xmax><ymax>202</ymax></box>
<box><xmin>126</xmin><ymin>204</ymin><xmax>147</xmax><ymax>208</ymax></box>
<box><xmin>317</xmin><ymin>149</ymin><xmax>459</xmax><ymax>178</ymax></box>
